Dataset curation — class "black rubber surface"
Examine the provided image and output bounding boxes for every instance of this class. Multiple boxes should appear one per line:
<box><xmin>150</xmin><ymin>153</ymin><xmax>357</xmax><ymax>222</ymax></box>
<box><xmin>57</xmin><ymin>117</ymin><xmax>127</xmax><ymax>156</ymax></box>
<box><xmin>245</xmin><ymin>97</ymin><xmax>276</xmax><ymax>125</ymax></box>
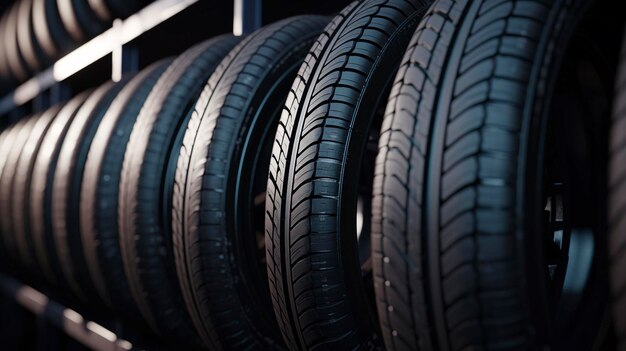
<box><xmin>57</xmin><ymin>0</ymin><xmax>106</xmax><ymax>42</ymax></box>
<box><xmin>0</xmin><ymin>123</ymin><xmax>20</xmax><ymax>198</ymax></box>
<box><xmin>51</xmin><ymin>80</ymin><xmax>128</xmax><ymax>302</ymax></box>
<box><xmin>369</xmin><ymin>0</ymin><xmax>617</xmax><ymax>350</ymax></box>
<box><xmin>17</xmin><ymin>0</ymin><xmax>38</xmax><ymax>71</ymax></box>
<box><xmin>12</xmin><ymin>106</ymin><xmax>60</xmax><ymax>275</ymax></box>
<box><xmin>0</xmin><ymin>122</ymin><xmax>20</xmax><ymax>266</ymax></box>
<box><xmin>4</xmin><ymin>3</ymin><xmax>31</xmax><ymax>82</ymax></box>
<box><xmin>265</xmin><ymin>1</ymin><xmax>428</xmax><ymax>349</ymax></box>
<box><xmin>0</xmin><ymin>116</ymin><xmax>34</xmax><ymax>268</ymax></box>
<box><xmin>87</xmin><ymin>0</ymin><xmax>112</xmax><ymax>22</ymax></box>
<box><xmin>0</xmin><ymin>127</ymin><xmax>13</xmax><ymax>196</ymax></box>
<box><xmin>0</xmin><ymin>10</ymin><xmax>9</xmax><ymax>82</ymax></box>
<box><xmin>33</xmin><ymin>0</ymin><xmax>74</xmax><ymax>59</ymax></box>
<box><xmin>80</xmin><ymin>60</ymin><xmax>170</xmax><ymax>315</ymax></box>
<box><xmin>610</xmin><ymin>26</ymin><xmax>626</xmax><ymax>351</ymax></box>
<box><xmin>172</xmin><ymin>16</ymin><xmax>329</xmax><ymax>350</ymax></box>
<box><xmin>0</xmin><ymin>129</ymin><xmax>11</xmax><ymax>179</ymax></box>
<box><xmin>17</xmin><ymin>0</ymin><xmax>49</xmax><ymax>72</ymax></box>
<box><xmin>0</xmin><ymin>114</ymin><xmax>40</xmax><ymax>268</ymax></box>
<box><xmin>118</xmin><ymin>35</ymin><xmax>239</xmax><ymax>345</ymax></box>
<box><xmin>29</xmin><ymin>93</ymin><xmax>89</xmax><ymax>288</ymax></box>
<box><xmin>72</xmin><ymin>0</ymin><xmax>110</xmax><ymax>38</ymax></box>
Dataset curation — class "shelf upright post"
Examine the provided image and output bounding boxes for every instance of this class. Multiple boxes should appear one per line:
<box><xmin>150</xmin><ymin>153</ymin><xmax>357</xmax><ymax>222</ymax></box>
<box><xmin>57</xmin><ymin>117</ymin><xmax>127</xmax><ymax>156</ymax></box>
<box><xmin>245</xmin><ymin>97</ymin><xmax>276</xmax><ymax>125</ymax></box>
<box><xmin>112</xmin><ymin>45</ymin><xmax>139</xmax><ymax>82</ymax></box>
<box><xmin>32</xmin><ymin>90</ymin><xmax>48</xmax><ymax>113</ymax></box>
<box><xmin>233</xmin><ymin>0</ymin><xmax>262</xmax><ymax>36</ymax></box>
<box><xmin>112</xmin><ymin>19</ymin><xmax>139</xmax><ymax>82</ymax></box>
<box><xmin>50</xmin><ymin>83</ymin><xmax>71</xmax><ymax>106</ymax></box>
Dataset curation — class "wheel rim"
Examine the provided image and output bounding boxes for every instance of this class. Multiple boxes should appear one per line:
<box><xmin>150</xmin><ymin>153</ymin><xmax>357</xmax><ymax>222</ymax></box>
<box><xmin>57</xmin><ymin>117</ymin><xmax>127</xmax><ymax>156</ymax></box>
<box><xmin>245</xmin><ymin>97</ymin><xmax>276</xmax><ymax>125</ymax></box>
<box><xmin>541</xmin><ymin>120</ymin><xmax>596</xmax><ymax>326</ymax></box>
<box><xmin>532</xmin><ymin>19</ymin><xmax>616</xmax><ymax>346</ymax></box>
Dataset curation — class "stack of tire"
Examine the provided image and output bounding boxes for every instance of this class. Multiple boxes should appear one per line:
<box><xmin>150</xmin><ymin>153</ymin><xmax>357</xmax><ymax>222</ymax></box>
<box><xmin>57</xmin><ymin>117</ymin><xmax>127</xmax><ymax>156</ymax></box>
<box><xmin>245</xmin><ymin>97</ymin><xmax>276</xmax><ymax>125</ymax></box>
<box><xmin>1</xmin><ymin>0</ymin><xmax>626</xmax><ymax>350</ymax></box>
<box><xmin>0</xmin><ymin>0</ymin><xmax>149</xmax><ymax>86</ymax></box>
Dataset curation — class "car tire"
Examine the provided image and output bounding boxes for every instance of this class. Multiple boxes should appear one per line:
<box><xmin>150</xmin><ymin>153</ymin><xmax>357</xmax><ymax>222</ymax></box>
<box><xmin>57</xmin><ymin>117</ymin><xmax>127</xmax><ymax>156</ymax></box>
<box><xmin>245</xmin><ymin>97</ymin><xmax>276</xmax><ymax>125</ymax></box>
<box><xmin>29</xmin><ymin>93</ymin><xmax>90</xmax><ymax>288</ymax></box>
<box><xmin>172</xmin><ymin>15</ymin><xmax>329</xmax><ymax>350</ymax></box>
<box><xmin>371</xmin><ymin>0</ymin><xmax>619</xmax><ymax>350</ymax></box>
<box><xmin>609</xmin><ymin>23</ymin><xmax>626</xmax><ymax>351</ymax></box>
<box><xmin>118</xmin><ymin>35</ymin><xmax>239</xmax><ymax>345</ymax></box>
<box><xmin>51</xmin><ymin>79</ymin><xmax>129</xmax><ymax>302</ymax></box>
<box><xmin>57</xmin><ymin>0</ymin><xmax>107</xmax><ymax>42</ymax></box>
<box><xmin>4</xmin><ymin>3</ymin><xmax>31</xmax><ymax>82</ymax></box>
<box><xmin>80</xmin><ymin>60</ymin><xmax>171</xmax><ymax>318</ymax></box>
<box><xmin>265</xmin><ymin>0</ymin><xmax>430</xmax><ymax>349</ymax></box>
<box><xmin>12</xmin><ymin>106</ymin><xmax>60</xmax><ymax>276</ymax></box>
<box><xmin>33</xmin><ymin>0</ymin><xmax>74</xmax><ymax>59</ymax></box>
<box><xmin>0</xmin><ymin>114</ymin><xmax>41</xmax><ymax>269</ymax></box>
<box><xmin>0</xmin><ymin>117</ymin><xmax>33</xmax><ymax>269</ymax></box>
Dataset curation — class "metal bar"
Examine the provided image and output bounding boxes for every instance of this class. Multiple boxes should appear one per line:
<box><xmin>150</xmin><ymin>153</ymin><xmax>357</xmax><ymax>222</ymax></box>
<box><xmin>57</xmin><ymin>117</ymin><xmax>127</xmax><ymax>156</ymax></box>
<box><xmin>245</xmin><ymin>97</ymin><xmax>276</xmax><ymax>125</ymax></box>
<box><xmin>50</xmin><ymin>82</ymin><xmax>71</xmax><ymax>105</ymax></box>
<box><xmin>0</xmin><ymin>0</ymin><xmax>199</xmax><ymax>117</ymax></box>
<box><xmin>0</xmin><ymin>274</ymin><xmax>133</xmax><ymax>351</ymax></box>
<box><xmin>112</xmin><ymin>45</ymin><xmax>139</xmax><ymax>82</ymax></box>
<box><xmin>233</xmin><ymin>0</ymin><xmax>262</xmax><ymax>36</ymax></box>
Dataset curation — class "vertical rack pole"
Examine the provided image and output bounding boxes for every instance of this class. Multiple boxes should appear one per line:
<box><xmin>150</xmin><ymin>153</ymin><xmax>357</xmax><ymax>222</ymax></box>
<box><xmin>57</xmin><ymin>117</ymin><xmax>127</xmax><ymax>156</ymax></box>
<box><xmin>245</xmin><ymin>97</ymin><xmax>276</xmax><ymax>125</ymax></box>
<box><xmin>50</xmin><ymin>83</ymin><xmax>70</xmax><ymax>105</ymax></box>
<box><xmin>110</xmin><ymin>20</ymin><xmax>139</xmax><ymax>346</ymax></box>
<box><xmin>112</xmin><ymin>45</ymin><xmax>139</xmax><ymax>82</ymax></box>
<box><xmin>32</xmin><ymin>91</ymin><xmax>48</xmax><ymax>113</ymax></box>
<box><xmin>233</xmin><ymin>0</ymin><xmax>262</xmax><ymax>36</ymax></box>
<box><xmin>112</xmin><ymin>19</ymin><xmax>139</xmax><ymax>82</ymax></box>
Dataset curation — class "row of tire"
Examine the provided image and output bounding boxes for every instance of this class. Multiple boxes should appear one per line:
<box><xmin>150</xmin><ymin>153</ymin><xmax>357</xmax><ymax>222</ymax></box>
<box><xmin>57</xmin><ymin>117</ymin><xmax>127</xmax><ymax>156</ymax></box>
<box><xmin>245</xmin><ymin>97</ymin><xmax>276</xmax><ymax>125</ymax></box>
<box><xmin>0</xmin><ymin>0</ymin><xmax>625</xmax><ymax>350</ymax></box>
<box><xmin>0</xmin><ymin>0</ymin><xmax>148</xmax><ymax>85</ymax></box>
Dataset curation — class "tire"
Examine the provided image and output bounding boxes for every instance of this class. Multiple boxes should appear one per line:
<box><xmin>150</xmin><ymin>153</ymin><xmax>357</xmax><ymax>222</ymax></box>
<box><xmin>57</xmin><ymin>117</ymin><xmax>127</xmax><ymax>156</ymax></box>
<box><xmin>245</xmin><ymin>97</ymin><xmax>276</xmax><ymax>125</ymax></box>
<box><xmin>0</xmin><ymin>122</ymin><xmax>22</xmax><ymax>199</ymax></box>
<box><xmin>372</xmin><ymin>0</ymin><xmax>619</xmax><ymax>350</ymax></box>
<box><xmin>265</xmin><ymin>1</ymin><xmax>429</xmax><ymax>349</ymax></box>
<box><xmin>118</xmin><ymin>35</ymin><xmax>239</xmax><ymax>344</ymax></box>
<box><xmin>80</xmin><ymin>60</ymin><xmax>170</xmax><ymax>316</ymax></box>
<box><xmin>4</xmin><ymin>3</ymin><xmax>31</xmax><ymax>82</ymax></box>
<box><xmin>0</xmin><ymin>127</ymin><xmax>13</xmax><ymax>267</ymax></box>
<box><xmin>12</xmin><ymin>106</ymin><xmax>60</xmax><ymax>276</ymax></box>
<box><xmin>30</xmin><ymin>93</ymin><xmax>90</xmax><ymax>288</ymax></box>
<box><xmin>33</xmin><ymin>0</ymin><xmax>74</xmax><ymax>59</ymax></box>
<box><xmin>18</xmin><ymin>0</ymin><xmax>51</xmax><ymax>72</ymax></box>
<box><xmin>17</xmin><ymin>0</ymin><xmax>40</xmax><ymax>71</ymax></box>
<box><xmin>609</xmin><ymin>25</ymin><xmax>626</xmax><ymax>351</ymax></box>
<box><xmin>172</xmin><ymin>16</ymin><xmax>329</xmax><ymax>350</ymax></box>
<box><xmin>0</xmin><ymin>114</ymin><xmax>40</xmax><ymax>268</ymax></box>
<box><xmin>51</xmin><ymin>79</ymin><xmax>128</xmax><ymax>302</ymax></box>
<box><xmin>0</xmin><ymin>128</ymin><xmax>13</xmax><ymax>193</ymax></box>
<box><xmin>56</xmin><ymin>0</ymin><xmax>85</xmax><ymax>41</ymax></box>
<box><xmin>0</xmin><ymin>11</ymin><xmax>10</xmax><ymax>83</ymax></box>
<box><xmin>72</xmin><ymin>0</ymin><xmax>110</xmax><ymax>37</ymax></box>
<box><xmin>0</xmin><ymin>118</ymin><xmax>31</xmax><ymax>268</ymax></box>
<box><xmin>86</xmin><ymin>0</ymin><xmax>113</xmax><ymax>22</ymax></box>
<box><xmin>57</xmin><ymin>0</ymin><xmax>107</xmax><ymax>42</ymax></box>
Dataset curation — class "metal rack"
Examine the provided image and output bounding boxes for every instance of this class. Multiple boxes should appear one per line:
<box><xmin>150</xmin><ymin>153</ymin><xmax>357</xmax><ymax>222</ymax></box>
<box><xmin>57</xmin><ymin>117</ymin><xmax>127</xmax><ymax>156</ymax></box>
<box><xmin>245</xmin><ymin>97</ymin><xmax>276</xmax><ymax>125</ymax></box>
<box><xmin>0</xmin><ymin>0</ymin><xmax>262</xmax><ymax>117</ymax></box>
<box><xmin>0</xmin><ymin>274</ymin><xmax>133</xmax><ymax>351</ymax></box>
